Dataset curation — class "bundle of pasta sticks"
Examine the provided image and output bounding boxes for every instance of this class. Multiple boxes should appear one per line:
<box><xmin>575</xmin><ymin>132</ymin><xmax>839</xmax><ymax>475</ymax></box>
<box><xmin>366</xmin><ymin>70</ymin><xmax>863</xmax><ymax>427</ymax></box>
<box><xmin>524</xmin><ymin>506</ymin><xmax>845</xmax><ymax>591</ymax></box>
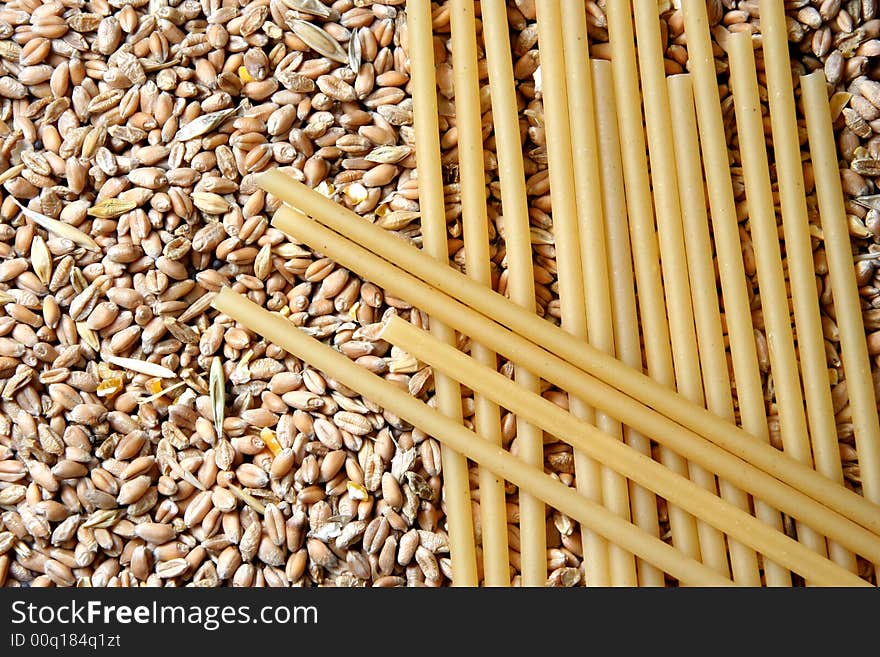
<box><xmin>213</xmin><ymin>0</ymin><xmax>880</xmax><ymax>586</ymax></box>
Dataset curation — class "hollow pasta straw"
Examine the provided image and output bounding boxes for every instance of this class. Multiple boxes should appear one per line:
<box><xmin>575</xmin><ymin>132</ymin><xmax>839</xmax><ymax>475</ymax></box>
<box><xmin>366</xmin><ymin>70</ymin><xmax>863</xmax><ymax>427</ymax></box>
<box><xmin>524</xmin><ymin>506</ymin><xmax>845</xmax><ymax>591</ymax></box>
<box><xmin>211</xmin><ymin>288</ymin><xmax>734</xmax><ymax>587</ymax></box>
<box><xmin>802</xmin><ymin>68</ymin><xmax>880</xmax><ymax>577</ymax></box>
<box><xmin>759</xmin><ymin>0</ymin><xmax>860</xmax><ymax>574</ymax></box>
<box><xmin>728</xmin><ymin>32</ymin><xmax>831</xmax><ymax>582</ymax></box>
<box><xmin>480</xmin><ymin>0</ymin><xmax>550</xmax><ymax>587</ymax></box>
<box><xmin>562</xmin><ymin>2</ymin><xmax>638</xmax><ymax>587</ymax></box>
<box><xmin>606</xmin><ymin>0</ymin><xmax>702</xmax><ymax>564</ymax></box>
<box><xmin>259</xmin><ymin>170</ymin><xmax>880</xmax><ymax>538</ymax></box>
<box><xmin>537</xmin><ymin>0</ymin><xmax>618</xmax><ymax>586</ymax></box>
<box><xmin>380</xmin><ymin>313</ymin><xmax>872</xmax><ymax>587</ymax></box>
<box><xmin>478</xmin><ymin>0</ymin><xmax>548</xmax><ymax>585</ymax></box>
<box><xmin>728</xmin><ymin>33</ymin><xmax>827</xmax><ymax>580</ymax></box>
<box><xmin>680</xmin><ymin>0</ymin><xmax>800</xmax><ymax>580</ymax></box>
<box><xmin>591</xmin><ymin>58</ymin><xmax>664</xmax><ymax>587</ymax></box>
<box><xmin>266</xmin><ymin>204</ymin><xmax>880</xmax><ymax>563</ymax></box>
<box><xmin>630</xmin><ymin>0</ymin><xmax>734</xmax><ymax>578</ymax></box>
<box><xmin>406</xmin><ymin>0</ymin><xmax>477</xmax><ymax>587</ymax></box>
<box><xmin>449</xmin><ymin>0</ymin><xmax>509</xmax><ymax>586</ymax></box>
<box><xmin>667</xmin><ymin>73</ymin><xmax>789</xmax><ymax>587</ymax></box>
